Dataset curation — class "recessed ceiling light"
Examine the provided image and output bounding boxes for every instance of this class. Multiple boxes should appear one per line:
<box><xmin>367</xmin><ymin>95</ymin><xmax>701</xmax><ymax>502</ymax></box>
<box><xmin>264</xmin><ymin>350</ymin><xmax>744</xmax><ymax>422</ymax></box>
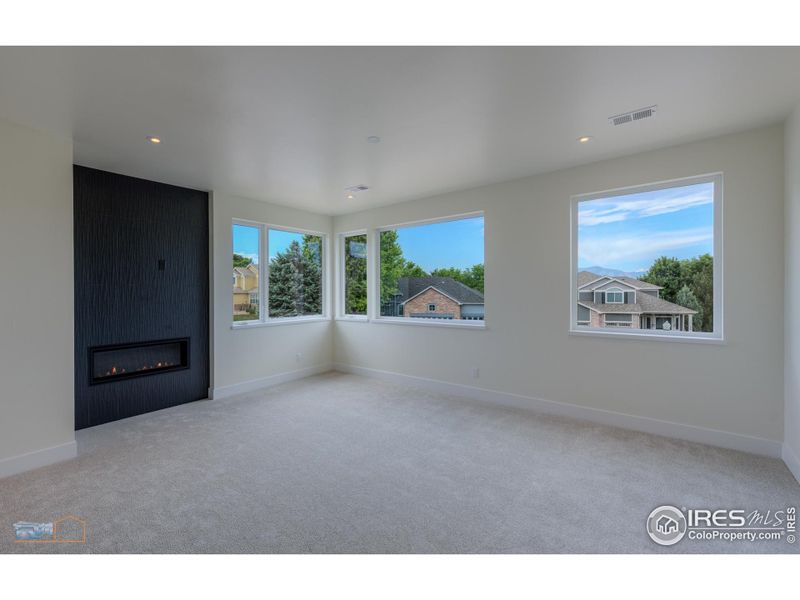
<box><xmin>146</xmin><ymin>136</ymin><xmax>162</xmax><ymax>145</ymax></box>
<box><xmin>347</xmin><ymin>194</ymin><xmax>354</xmax><ymax>200</ymax></box>
<box><xmin>578</xmin><ymin>136</ymin><xmax>593</xmax><ymax>143</ymax></box>
<box><xmin>366</xmin><ymin>136</ymin><xmax>381</xmax><ymax>144</ymax></box>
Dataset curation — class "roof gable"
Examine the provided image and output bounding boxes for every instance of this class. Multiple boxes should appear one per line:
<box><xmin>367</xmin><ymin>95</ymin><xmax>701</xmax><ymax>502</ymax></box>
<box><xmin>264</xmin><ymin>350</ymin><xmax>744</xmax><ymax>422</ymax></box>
<box><xmin>578</xmin><ymin>271</ymin><xmax>661</xmax><ymax>291</ymax></box>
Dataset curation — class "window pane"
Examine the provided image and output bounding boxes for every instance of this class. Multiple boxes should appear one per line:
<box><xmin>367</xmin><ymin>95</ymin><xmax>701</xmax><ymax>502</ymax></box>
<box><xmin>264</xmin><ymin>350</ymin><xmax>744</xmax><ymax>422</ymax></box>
<box><xmin>379</xmin><ymin>215</ymin><xmax>484</xmax><ymax>321</ymax></box>
<box><xmin>268</xmin><ymin>229</ymin><xmax>323</xmax><ymax>318</ymax></box>
<box><xmin>577</xmin><ymin>179</ymin><xmax>714</xmax><ymax>334</ymax></box>
<box><xmin>344</xmin><ymin>234</ymin><xmax>367</xmax><ymax>315</ymax></box>
<box><xmin>233</xmin><ymin>223</ymin><xmax>260</xmax><ymax>322</ymax></box>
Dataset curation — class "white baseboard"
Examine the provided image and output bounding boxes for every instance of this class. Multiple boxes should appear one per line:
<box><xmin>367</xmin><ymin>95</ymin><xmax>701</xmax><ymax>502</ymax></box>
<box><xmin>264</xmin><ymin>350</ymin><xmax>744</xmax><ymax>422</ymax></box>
<box><xmin>783</xmin><ymin>443</ymin><xmax>800</xmax><ymax>484</ymax></box>
<box><xmin>0</xmin><ymin>440</ymin><xmax>78</xmax><ymax>480</ymax></box>
<box><xmin>333</xmin><ymin>363</ymin><xmax>783</xmax><ymax>459</ymax></box>
<box><xmin>211</xmin><ymin>364</ymin><xmax>332</xmax><ymax>400</ymax></box>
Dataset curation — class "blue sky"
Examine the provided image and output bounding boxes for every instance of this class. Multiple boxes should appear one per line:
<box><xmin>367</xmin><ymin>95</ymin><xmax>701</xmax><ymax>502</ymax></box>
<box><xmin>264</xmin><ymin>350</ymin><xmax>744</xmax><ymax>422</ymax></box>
<box><xmin>396</xmin><ymin>216</ymin><xmax>484</xmax><ymax>271</ymax></box>
<box><xmin>578</xmin><ymin>182</ymin><xmax>714</xmax><ymax>273</ymax></box>
<box><xmin>232</xmin><ymin>225</ymin><xmax>310</xmax><ymax>264</ymax></box>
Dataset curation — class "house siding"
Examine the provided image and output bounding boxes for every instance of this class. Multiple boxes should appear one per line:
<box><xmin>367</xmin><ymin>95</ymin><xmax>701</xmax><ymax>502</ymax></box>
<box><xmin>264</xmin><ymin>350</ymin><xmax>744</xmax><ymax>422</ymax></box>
<box><xmin>405</xmin><ymin>288</ymin><xmax>461</xmax><ymax>319</ymax></box>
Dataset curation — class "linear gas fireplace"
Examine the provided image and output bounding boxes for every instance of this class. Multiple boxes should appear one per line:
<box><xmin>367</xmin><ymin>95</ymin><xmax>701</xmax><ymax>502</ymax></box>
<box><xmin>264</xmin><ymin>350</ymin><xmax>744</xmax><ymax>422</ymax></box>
<box><xmin>89</xmin><ymin>338</ymin><xmax>190</xmax><ymax>385</ymax></box>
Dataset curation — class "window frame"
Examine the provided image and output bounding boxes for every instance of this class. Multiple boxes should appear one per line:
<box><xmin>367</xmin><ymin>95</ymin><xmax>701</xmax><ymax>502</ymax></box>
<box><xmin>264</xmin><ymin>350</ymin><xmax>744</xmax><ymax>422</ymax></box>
<box><xmin>374</xmin><ymin>211</ymin><xmax>486</xmax><ymax>329</ymax></box>
<box><xmin>336</xmin><ymin>229</ymin><xmax>369</xmax><ymax>321</ymax></box>
<box><xmin>231</xmin><ymin>219</ymin><xmax>330</xmax><ymax>329</ymax></box>
<box><xmin>569</xmin><ymin>172</ymin><xmax>724</xmax><ymax>343</ymax></box>
<box><xmin>605</xmin><ymin>287</ymin><xmax>624</xmax><ymax>304</ymax></box>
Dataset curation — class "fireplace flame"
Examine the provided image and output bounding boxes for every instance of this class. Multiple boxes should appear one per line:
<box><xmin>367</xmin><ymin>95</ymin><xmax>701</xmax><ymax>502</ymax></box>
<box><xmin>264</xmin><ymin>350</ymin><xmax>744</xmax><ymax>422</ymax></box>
<box><xmin>100</xmin><ymin>361</ymin><xmax>176</xmax><ymax>379</ymax></box>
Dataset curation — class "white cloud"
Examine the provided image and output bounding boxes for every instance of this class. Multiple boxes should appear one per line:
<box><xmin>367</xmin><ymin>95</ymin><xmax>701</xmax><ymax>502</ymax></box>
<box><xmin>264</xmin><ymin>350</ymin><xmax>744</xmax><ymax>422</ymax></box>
<box><xmin>578</xmin><ymin>227</ymin><xmax>712</xmax><ymax>266</ymax></box>
<box><xmin>578</xmin><ymin>188</ymin><xmax>712</xmax><ymax>226</ymax></box>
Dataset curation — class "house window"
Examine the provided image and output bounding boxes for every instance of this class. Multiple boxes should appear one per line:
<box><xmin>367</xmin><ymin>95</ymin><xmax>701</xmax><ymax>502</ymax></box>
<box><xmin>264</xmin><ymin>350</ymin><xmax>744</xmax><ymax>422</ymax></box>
<box><xmin>572</xmin><ymin>173</ymin><xmax>722</xmax><ymax>340</ymax></box>
<box><xmin>268</xmin><ymin>228</ymin><xmax>323</xmax><ymax>318</ymax></box>
<box><xmin>377</xmin><ymin>213</ymin><xmax>485</xmax><ymax>326</ymax></box>
<box><xmin>232</xmin><ymin>223</ymin><xmax>260</xmax><ymax>322</ymax></box>
<box><xmin>340</xmin><ymin>232</ymin><xmax>367</xmax><ymax>317</ymax></box>
<box><xmin>232</xmin><ymin>220</ymin><xmax>327</xmax><ymax>326</ymax></box>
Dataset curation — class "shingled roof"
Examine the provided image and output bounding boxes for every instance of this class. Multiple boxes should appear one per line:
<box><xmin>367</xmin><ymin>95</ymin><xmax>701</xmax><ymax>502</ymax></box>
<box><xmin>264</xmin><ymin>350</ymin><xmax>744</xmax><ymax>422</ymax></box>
<box><xmin>397</xmin><ymin>277</ymin><xmax>484</xmax><ymax>305</ymax></box>
<box><xmin>577</xmin><ymin>271</ymin><xmax>661</xmax><ymax>290</ymax></box>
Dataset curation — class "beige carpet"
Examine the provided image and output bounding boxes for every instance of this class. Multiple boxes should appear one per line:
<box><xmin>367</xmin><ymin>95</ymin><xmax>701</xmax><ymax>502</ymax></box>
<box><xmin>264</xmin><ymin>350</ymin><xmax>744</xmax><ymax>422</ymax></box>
<box><xmin>1</xmin><ymin>372</ymin><xmax>798</xmax><ymax>553</ymax></box>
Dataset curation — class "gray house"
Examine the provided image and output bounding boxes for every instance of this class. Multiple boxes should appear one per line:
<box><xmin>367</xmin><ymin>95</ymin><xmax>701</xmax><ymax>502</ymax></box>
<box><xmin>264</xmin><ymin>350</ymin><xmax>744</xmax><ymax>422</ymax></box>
<box><xmin>382</xmin><ymin>276</ymin><xmax>484</xmax><ymax>320</ymax></box>
<box><xmin>577</xmin><ymin>271</ymin><xmax>697</xmax><ymax>331</ymax></box>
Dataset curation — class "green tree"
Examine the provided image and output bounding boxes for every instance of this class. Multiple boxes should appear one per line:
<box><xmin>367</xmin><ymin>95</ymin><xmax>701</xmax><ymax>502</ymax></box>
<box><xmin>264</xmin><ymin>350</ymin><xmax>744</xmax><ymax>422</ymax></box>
<box><xmin>379</xmin><ymin>230</ymin><xmax>406</xmax><ymax>306</ymax></box>
<box><xmin>462</xmin><ymin>264</ymin><xmax>484</xmax><ymax>293</ymax></box>
<box><xmin>430</xmin><ymin>264</ymin><xmax>484</xmax><ymax>293</ymax></box>
<box><xmin>641</xmin><ymin>253</ymin><xmax>714</xmax><ymax>332</ymax></box>
<box><xmin>641</xmin><ymin>256</ymin><xmax>683</xmax><ymax>302</ymax></box>
<box><xmin>676</xmin><ymin>284</ymin><xmax>703</xmax><ymax>330</ymax></box>
<box><xmin>268</xmin><ymin>239</ymin><xmax>321</xmax><ymax>317</ymax></box>
<box><xmin>401</xmin><ymin>261</ymin><xmax>428</xmax><ymax>278</ymax></box>
<box><xmin>233</xmin><ymin>253</ymin><xmax>252</xmax><ymax>268</ymax></box>
<box><xmin>344</xmin><ymin>234</ymin><xmax>367</xmax><ymax>315</ymax></box>
<box><xmin>683</xmin><ymin>254</ymin><xmax>713</xmax><ymax>332</ymax></box>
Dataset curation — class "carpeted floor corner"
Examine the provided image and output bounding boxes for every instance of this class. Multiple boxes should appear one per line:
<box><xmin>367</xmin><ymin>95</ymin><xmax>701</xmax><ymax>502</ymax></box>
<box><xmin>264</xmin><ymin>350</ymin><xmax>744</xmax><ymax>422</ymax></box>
<box><xmin>1</xmin><ymin>372</ymin><xmax>798</xmax><ymax>553</ymax></box>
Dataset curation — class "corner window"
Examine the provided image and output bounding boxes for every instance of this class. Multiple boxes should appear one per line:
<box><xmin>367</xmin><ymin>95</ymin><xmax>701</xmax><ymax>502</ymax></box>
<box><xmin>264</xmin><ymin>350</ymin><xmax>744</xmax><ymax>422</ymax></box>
<box><xmin>232</xmin><ymin>221</ymin><xmax>327</xmax><ymax>326</ymax></box>
<box><xmin>340</xmin><ymin>232</ymin><xmax>367</xmax><ymax>317</ymax></box>
<box><xmin>377</xmin><ymin>213</ymin><xmax>484</xmax><ymax>325</ymax></box>
<box><xmin>571</xmin><ymin>173</ymin><xmax>722</xmax><ymax>340</ymax></box>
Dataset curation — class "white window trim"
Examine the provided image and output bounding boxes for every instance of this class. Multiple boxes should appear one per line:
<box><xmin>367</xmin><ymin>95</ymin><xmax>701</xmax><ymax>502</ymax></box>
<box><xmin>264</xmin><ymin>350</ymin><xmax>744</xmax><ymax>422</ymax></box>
<box><xmin>569</xmin><ymin>172</ymin><xmax>724</xmax><ymax>343</ymax></box>
<box><xmin>374</xmin><ymin>211</ymin><xmax>486</xmax><ymax>329</ymax></box>
<box><xmin>336</xmin><ymin>229</ymin><xmax>369</xmax><ymax>322</ymax></box>
<box><xmin>231</xmin><ymin>218</ymin><xmax>331</xmax><ymax>328</ymax></box>
<box><xmin>605</xmin><ymin>287</ymin><xmax>624</xmax><ymax>304</ymax></box>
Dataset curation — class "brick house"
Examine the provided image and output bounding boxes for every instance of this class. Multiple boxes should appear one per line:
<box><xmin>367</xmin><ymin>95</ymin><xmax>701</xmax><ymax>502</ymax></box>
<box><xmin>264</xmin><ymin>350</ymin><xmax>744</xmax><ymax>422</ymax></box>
<box><xmin>577</xmin><ymin>271</ymin><xmax>697</xmax><ymax>331</ymax></box>
<box><xmin>383</xmin><ymin>277</ymin><xmax>484</xmax><ymax>320</ymax></box>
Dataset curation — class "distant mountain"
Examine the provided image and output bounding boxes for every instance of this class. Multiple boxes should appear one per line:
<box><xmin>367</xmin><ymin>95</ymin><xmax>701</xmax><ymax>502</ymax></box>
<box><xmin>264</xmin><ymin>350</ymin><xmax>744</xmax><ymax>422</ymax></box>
<box><xmin>579</xmin><ymin>266</ymin><xmax>647</xmax><ymax>279</ymax></box>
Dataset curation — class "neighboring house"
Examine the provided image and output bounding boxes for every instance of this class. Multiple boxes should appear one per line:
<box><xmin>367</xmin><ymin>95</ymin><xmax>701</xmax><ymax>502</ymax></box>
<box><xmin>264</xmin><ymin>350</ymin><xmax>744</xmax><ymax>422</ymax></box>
<box><xmin>233</xmin><ymin>263</ymin><xmax>259</xmax><ymax>313</ymax></box>
<box><xmin>383</xmin><ymin>277</ymin><xmax>484</xmax><ymax>320</ymax></box>
<box><xmin>577</xmin><ymin>270</ymin><xmax>697</xmax><ymax>331</ymax></box>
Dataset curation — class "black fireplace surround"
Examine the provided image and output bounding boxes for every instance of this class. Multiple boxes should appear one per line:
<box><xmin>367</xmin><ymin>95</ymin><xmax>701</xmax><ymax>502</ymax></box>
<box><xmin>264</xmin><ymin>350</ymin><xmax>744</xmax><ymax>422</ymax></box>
<box><xmin>73</xmin><ymin>166</ymin><xmax>209</xmax><ymax>429</ymax></box>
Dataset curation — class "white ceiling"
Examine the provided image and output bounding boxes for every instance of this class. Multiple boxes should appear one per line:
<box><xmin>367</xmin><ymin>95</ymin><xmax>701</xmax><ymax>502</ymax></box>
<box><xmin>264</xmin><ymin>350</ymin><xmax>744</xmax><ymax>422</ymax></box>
<box><xmin>1</xmin><ymin>47</ymin><xmax>800</xmax><ymax>215</ymax></box>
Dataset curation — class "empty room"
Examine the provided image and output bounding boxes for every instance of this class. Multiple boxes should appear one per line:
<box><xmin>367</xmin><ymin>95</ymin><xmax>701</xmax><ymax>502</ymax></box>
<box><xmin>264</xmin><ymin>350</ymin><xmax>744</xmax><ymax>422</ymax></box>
<box><xmin>2</xmin><ymin>6</ymin><xmax>800</xmax><ymax>595</ymax></box>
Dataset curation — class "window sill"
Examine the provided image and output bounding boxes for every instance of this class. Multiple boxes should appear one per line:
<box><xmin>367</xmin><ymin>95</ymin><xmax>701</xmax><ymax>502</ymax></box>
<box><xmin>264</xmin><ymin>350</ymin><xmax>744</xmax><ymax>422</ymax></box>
<box><xmin>373</xmin><ymin>317</ymin><xmax>486</xmax><ymax>330</ymax></box>
<box><xmin>568</xmin><ymin>328</ymin><xmax>725</xmax><ymax>345</ymax></box>
<box><xmin>231</xmin><ymin>316</ymin><xmax>331</xmax><ymax>329</ymax></box>
<box><xmin>335</xmin><ymin>315</ymin><xmax>369</xmax><ymax>322</ymax></box>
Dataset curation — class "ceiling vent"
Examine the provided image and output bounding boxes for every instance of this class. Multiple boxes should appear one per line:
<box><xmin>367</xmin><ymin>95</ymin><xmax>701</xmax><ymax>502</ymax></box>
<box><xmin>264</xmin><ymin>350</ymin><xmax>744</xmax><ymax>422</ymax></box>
<box><xmin>345</xmin><ymin>184</ymin><xmax>369</xmax><ymax>194</ymax></box>
<box><xmin>609</xmin><ymin>105</ymin><xmax>657</xmax><ymax>126</ymax></box>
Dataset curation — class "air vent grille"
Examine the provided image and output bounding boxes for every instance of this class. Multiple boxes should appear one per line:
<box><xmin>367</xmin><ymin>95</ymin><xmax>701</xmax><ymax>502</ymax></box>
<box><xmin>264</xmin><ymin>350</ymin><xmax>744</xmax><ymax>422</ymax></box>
<box><xmin>609</xmin><ymin>105</ymin><xmax>657</xmax><ymax>126</ymax></box>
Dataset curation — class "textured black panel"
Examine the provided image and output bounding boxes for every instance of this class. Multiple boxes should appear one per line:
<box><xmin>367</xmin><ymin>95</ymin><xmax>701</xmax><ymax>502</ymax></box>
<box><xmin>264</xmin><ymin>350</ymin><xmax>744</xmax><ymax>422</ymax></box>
<box><xmin>73</xmin><ymin>166</ymin><xmax>209</xmax><ymax>429</ymax></box>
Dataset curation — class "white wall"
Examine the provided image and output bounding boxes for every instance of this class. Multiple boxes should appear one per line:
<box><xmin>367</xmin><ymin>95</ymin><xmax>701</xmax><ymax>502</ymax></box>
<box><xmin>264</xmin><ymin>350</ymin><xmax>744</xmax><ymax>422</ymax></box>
<box><xmin>0</xmin><ymin>117</ymin><xmax>75</xmax><ymax>477</ymax></box>
<box><xmin>784</xmin><ymin>107</ymin><xmax>800</xmax><ymax>480</ymax></box>
<box><xmin>210</xmin><ymin>191</ymin><xmax>334</xmax><ymax>395</ymax></box>
<box><xmin>334</xmin><ymin>125</ymin><xmax>785</xmax><ymax>451</ymax></box>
